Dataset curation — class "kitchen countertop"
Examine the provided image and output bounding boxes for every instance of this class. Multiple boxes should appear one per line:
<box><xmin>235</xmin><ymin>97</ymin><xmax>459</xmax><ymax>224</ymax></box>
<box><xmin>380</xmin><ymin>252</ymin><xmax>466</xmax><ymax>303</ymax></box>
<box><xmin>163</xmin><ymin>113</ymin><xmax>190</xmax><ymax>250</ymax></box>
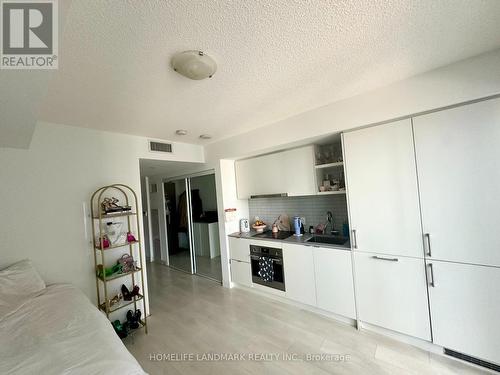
<box><xmin>228</xmin><ymin>231</ymin><xmax>351</xmax><ymax>250</ymax></box>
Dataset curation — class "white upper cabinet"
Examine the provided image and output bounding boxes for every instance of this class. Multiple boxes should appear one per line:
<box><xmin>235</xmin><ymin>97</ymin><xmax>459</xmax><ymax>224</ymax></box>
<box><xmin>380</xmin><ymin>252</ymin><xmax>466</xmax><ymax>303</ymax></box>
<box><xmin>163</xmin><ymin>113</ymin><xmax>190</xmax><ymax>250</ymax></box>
<box><xmin>235</xmin><ymin>146</ymin><xmax>316</xmax><ymax>199</ymax></box>
<box><xmin>343</xmin><ymin>120</ymin><xmax>424</xmax><ymax>257</ymax></box>
<box><xmin>427</xmin><ymin>260</ymin><xmax>500</xmax><ymax>364</ymax></box>
<box><xmin>413</xmin><ymin>98</ymin><xmax>500</xmax><ymax>267</ymax></box>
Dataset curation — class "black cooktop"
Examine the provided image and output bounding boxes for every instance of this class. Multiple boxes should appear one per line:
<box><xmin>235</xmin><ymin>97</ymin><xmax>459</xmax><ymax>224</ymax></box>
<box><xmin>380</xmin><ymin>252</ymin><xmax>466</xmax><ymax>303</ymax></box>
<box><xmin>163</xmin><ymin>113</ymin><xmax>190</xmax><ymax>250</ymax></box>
<box><xmin>252</xmin><ymin>231</ymin><xmax>294</xmax><ymax>240</ymax></box>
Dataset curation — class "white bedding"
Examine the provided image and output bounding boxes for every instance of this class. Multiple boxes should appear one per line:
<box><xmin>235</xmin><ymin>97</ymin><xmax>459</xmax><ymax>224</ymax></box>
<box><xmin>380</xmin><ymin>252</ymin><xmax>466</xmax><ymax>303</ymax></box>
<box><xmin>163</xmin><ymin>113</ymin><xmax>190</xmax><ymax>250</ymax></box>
<box><xmin>0</xmin><ymin>283</ymin><xmax>147</xmax><ymax>375</ymax></box>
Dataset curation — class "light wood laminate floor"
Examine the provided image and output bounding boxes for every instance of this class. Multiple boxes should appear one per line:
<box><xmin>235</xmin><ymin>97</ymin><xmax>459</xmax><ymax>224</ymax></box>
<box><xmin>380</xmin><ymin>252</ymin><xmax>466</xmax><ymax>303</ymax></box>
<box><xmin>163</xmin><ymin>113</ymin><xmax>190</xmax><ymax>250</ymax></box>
<box><xmin>124</xmin><ymin>262</ymin><xmax>488</xmax><ymax>375</ymax></box>
<box><xmin>168</xmin><ymin>250</ymin><xmax>222</xmax><ymax>281</ymax></box>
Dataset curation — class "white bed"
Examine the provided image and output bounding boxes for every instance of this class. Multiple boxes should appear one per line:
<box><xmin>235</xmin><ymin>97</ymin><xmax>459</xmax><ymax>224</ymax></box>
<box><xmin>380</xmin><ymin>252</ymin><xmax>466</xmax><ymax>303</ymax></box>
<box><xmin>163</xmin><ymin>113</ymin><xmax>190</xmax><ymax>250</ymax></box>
<box><xmin>0</xmin><ymin>261</ymin><xmax>147</xmax><ymax>375</ymax></box>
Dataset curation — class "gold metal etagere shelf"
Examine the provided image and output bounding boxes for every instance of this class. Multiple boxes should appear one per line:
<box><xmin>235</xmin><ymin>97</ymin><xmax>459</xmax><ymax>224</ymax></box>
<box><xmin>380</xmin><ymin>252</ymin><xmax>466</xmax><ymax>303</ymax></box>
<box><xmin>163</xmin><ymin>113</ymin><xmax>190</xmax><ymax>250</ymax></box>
<box><xmin>90</xmin><ymin>184</ymin><xmax>148</xmax><ymax>335</ymax></box>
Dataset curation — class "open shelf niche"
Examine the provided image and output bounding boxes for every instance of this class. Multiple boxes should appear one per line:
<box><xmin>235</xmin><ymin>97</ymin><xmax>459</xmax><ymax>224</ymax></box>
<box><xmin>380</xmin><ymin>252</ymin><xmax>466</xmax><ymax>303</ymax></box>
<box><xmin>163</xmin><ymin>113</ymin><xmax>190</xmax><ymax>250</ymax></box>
<box><xmin>314</xmin><ymin>137</ymin><xmax>346</xmax><ymax>194</ymax></box>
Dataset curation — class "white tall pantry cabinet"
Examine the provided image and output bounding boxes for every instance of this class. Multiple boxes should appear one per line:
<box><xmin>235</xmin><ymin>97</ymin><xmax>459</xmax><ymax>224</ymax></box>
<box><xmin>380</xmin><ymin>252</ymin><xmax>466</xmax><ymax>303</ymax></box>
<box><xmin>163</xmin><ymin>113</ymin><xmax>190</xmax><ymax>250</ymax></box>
<box><xmin>343</xmin><ymin>98</ymin><xmax>500</xmax><ymax>366</ymax></box>
<box><xmin>413</xmin><ymin>98</ymin><xmax>500</xmax><ymax>365</ymax></box>
<box><xmin>413</xmin><ymin>98</ymin><xmax>500</xmax><ymax>267</ymax></box>
<box><xmin>342</xmin><ymin>119</ymin><xmax>424</xmax><ymax>257</ymax></box>
<box><xmin>343</xmin><ymin>119</ymin><xmax>431</xmax><ymax>341</ymax></box>
<box><xmin>425</xmin><ymin>260</ymin><xmax>500</xmax><ymax>365</ymax></box>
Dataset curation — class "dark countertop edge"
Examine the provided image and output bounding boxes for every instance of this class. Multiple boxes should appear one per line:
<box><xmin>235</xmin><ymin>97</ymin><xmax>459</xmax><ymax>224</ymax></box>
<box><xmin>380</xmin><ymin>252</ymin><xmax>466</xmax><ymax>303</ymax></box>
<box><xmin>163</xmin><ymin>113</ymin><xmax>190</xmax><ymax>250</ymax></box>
<box><xmin>228</xmin><ymin>232</ymin><xmax>351</xmax><ymax>251</ymax></box>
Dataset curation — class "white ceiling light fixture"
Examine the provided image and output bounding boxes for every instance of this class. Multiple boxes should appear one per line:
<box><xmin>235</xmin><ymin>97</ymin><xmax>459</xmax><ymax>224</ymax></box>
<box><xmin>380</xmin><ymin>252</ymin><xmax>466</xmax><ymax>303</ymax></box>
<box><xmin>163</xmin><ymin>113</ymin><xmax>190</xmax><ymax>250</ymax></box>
<box><xmin>171</xmin><ymin>50</ymin><xmax>217</xmax><ymax>80</ymax></box>
<box><xmin>199</xmin><ymin>134</ymin><xmax>212</xmax><ymax>140</ymax></box>
<box><xmin>175</xmin><ymin>129</ymin><xmax>188</xmax><ymax>136</ymax></box>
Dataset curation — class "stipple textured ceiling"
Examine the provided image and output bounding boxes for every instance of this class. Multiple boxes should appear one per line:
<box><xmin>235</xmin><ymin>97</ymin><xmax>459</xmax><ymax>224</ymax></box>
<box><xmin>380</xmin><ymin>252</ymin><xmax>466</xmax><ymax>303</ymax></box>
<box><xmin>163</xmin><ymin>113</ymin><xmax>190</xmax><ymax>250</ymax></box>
<box><xmin>33</xmin><ymin>0</ymin><xmax>500</xmax><ymax>144</ymax></box>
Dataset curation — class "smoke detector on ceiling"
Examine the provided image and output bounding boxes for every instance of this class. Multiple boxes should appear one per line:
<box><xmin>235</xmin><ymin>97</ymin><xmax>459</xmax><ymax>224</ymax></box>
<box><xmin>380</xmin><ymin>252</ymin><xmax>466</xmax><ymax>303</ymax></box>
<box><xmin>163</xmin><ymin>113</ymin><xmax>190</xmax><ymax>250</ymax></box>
<box><xmin>171</xmin><ymin>50</ymin><xmax>217</xmax><ymax>80</ymax></box>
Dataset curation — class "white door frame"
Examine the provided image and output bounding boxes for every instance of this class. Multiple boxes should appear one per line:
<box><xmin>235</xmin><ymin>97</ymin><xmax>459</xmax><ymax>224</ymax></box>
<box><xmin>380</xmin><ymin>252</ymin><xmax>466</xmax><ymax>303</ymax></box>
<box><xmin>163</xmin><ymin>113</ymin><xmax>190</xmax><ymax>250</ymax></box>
<box><xmin>144</xmin><ymin>176</ymin><xmax>155</xmax><ymax>262</ymax></box>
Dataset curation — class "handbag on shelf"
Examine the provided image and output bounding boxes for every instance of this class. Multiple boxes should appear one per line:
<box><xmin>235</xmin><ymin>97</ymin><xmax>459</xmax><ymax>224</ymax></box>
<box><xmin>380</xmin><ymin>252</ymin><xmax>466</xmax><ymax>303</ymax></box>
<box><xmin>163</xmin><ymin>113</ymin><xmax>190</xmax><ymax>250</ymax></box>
<box><xmin>118</xmin><ymin>254</ymin><xmax>137</xmax><ymax>273</ymax></box>
<box><xmin>95</xmin><ymin>235</ymin><xmax>110</xmax><ymax>249</ymax></box>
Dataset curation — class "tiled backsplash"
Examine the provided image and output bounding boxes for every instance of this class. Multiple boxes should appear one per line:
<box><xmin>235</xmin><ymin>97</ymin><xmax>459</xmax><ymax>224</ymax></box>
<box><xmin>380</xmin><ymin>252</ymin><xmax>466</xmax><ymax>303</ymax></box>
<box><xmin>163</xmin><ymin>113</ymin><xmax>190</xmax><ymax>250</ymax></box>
<box><xmin>248</xmin><ymin>194</ymin><xmax>348</xmax><ymax>233</ymax></box>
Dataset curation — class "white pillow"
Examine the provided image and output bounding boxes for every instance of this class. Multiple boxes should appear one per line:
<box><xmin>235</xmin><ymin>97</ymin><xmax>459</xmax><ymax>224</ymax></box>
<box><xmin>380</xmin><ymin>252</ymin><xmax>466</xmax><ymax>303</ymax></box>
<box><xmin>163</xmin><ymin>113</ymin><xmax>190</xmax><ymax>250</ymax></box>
<box><xmin>0</xmin><ymin>259</ymin><xmax>46</xmax><ymax>297</ymax></box>
<box><xmin>0</xmin><ymin>260</ymin><xmax>46</xmax><ymax>320</ymax></box>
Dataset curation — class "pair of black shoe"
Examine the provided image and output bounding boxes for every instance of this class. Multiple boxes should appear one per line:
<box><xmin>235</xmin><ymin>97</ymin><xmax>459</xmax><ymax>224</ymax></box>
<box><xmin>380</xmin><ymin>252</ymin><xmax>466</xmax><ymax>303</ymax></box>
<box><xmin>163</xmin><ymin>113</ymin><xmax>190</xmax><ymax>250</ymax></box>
<box><xmin>121</xmin><ymin>284</ymin><xmax>140</xmax><ymax>301</ymax></box>
<box><xmin>126</xmin><ymin>309</ymin><xmax>141</xmax><ymax>329</ymax></box>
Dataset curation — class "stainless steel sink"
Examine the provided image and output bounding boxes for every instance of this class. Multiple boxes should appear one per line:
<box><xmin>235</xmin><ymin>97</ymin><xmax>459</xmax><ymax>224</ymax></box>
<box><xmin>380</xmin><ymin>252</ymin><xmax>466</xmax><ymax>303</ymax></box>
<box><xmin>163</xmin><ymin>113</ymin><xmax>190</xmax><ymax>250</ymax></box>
<box><xmin>306</xmin><ymin>235</ymin><xmax>349</xmax><ymax>246</ymax></box>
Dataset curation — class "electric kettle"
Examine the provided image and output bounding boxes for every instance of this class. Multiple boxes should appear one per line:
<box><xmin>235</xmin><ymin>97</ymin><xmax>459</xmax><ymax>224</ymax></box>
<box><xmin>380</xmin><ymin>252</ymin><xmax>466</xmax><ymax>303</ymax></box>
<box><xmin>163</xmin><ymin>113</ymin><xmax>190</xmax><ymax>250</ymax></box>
<box><xmin>240</xmin><ymin>218</ymin><xmax>250</xmax><ymax>233</ymax></box>
<box><xmin>293</xmin><ymin>216</ymin><xmax>303</xmax><ymax>236</ymax></box>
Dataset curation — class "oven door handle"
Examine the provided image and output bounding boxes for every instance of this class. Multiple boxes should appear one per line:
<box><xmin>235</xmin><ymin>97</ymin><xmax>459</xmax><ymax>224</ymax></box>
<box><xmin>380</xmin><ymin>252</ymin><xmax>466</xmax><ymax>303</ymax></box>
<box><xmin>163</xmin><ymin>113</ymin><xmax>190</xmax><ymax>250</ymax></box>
<box><xmin>250</xmin><ymin>255</ymin><xmax>283</xmax><ymax>264</ymax></box>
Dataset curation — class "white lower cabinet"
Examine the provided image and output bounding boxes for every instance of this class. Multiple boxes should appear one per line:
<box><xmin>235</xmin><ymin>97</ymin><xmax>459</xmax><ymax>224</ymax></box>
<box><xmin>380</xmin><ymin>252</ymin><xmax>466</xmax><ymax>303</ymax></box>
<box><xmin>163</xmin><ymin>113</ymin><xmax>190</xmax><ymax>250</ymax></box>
<box><xmin>354</xmin><ymin>252</ymin><xmax>431</xmax><ymax>340</ymax></box>
<box><xmin>229</xmin><ymin>237</ymin><xmax>252</xmax><ymax>287</ymax></box>
<box><xmin>427</xmin><ymin>260</ymin><xmax>500</xmax><ymax>365</ymax></box>
<box><xmin>313</xmin><ymin>247</ymin><xmax>356</xmax><ymax>319</ymax></box>
<box><xmin>228</xmin><ymin>237</ymin><xmax>250</xmax><ymax>262</ymax></box>
<box><xmin>282</xmin><ymin>244</ymin><xmax>316</xmax><ymax>306</ymax></box>
<box><xmin>230</xmin><ymin>259</ymin><xmax>252</xmax><ymax>287</ymax></box>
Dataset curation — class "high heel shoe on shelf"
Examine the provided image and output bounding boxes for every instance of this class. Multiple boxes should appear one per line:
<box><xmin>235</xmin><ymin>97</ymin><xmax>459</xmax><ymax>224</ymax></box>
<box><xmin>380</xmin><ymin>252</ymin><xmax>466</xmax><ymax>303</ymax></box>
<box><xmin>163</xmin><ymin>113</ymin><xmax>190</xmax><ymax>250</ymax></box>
<box><xmin>131</xmin><ymin>285</ymin><xmax>140</xmax><ymax>297</ymax></box>
<box><xmin>126</xmin><ymin>309</ymin><xmax>140</xmax><ymax>329</ymax></box>
<box><xmin>134</xmin><ymin>309</ymin><xmax>141</xmax><ymax>325</ymax></box>
<box><xmin>121</xmin><ymin>284</ymin><xmax>131</xmax><ymax>301</ymax></box>
<box><xmin>121</xmin><ymin>284</ymin><xmax>140</xmax><ymax>301</ymax></box>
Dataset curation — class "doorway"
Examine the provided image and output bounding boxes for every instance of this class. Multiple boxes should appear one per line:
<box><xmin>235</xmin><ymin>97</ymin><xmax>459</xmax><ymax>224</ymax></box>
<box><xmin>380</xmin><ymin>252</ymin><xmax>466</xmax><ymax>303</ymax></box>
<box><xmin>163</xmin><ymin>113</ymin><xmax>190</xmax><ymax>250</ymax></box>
<box><xmin>164</xmin><ymin>178</ymin><xmax>192</xmax><ymax>273</ymax></box>
<box><xmin>164</xmin><ymin>173</ymin><xmax>222</xmax><ymax>282</ymax></box>
<box><xmin>190</xmin><ymin>174</ymin><xmax>221</xmax><ymax>281</ymax></box>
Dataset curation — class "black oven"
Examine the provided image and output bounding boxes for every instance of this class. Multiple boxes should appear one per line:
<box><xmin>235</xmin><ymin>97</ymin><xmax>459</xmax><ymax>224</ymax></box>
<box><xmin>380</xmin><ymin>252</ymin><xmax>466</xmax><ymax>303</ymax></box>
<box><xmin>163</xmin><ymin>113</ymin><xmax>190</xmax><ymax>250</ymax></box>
<box><xmin>250</xmin><ymin>245</ymin><xmax>285</xmax><ymax>291</ymax></box>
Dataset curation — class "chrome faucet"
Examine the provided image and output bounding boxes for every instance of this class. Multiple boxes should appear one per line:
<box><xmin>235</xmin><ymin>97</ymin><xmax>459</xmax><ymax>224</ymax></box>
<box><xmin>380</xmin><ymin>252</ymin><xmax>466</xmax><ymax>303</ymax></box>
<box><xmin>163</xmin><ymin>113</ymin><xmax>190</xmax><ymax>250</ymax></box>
<box><xmin>326</xmin><ymin>211</ymin><xmax>333</xmax><ymax>234</ymax></box>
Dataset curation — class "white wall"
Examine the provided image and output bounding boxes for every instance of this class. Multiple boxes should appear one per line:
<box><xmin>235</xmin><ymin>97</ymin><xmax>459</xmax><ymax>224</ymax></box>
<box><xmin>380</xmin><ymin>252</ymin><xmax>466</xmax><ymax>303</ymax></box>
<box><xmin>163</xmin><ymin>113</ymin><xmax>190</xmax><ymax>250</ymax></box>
<box><xmin>206</xmin><ymin>48</ymin><xmax>500</xmax><ymax>160</ymax></box>
<box><xmin>0</xmin><ymin>121</ymin><xmax>204</xmax><ymax>308</ymax></box>
<box><xmin>146</xmin><ymin>175</ymin><xmax>177</xmax><ymax>264</ymax></box>
<box><xmin>215</xmin><ymin>160</ymin><xmax>249</xmax><ymax>287</ymax></box>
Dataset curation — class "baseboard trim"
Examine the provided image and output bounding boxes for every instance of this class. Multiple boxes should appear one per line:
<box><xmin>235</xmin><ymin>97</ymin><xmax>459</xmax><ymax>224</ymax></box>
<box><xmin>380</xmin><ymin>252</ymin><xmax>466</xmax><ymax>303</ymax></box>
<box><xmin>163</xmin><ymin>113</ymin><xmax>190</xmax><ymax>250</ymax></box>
<box><xmin>358</xmin><ymin>321</ymin><xmax>439</xmax><ymax>354</ymax></box>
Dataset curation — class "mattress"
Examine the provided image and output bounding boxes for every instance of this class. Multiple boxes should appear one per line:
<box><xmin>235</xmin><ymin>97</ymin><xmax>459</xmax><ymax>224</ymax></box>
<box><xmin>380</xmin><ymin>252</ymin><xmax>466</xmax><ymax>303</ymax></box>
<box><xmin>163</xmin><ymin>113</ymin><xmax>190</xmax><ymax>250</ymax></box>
<box><xmin>0</xmin><ymin>283</ymin><xmax>147</xmax><ymax>375</ymax></box>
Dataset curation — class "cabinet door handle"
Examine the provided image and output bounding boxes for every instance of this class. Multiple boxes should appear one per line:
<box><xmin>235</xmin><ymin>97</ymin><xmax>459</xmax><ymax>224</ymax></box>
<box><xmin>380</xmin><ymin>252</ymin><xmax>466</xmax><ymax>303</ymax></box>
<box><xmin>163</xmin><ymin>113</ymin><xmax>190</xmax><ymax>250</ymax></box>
<box><xmin>428</xmin><ymin>263</ymin><xmax>435</xmax><ymax>287</ymax></box>
<box><xmin>352</xmin><ymin>229</ymin><xmax>358</xmax><ymax>249</ymax></box>
<box><xmin>372</xmin><ymin>255</ymin><xmax>399</xmax><ymax>262</ymax></box>
<box><xmin>424</xmin><ymin>233</ymin><xmax>432</xmax><ymax>257</ymax></box>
